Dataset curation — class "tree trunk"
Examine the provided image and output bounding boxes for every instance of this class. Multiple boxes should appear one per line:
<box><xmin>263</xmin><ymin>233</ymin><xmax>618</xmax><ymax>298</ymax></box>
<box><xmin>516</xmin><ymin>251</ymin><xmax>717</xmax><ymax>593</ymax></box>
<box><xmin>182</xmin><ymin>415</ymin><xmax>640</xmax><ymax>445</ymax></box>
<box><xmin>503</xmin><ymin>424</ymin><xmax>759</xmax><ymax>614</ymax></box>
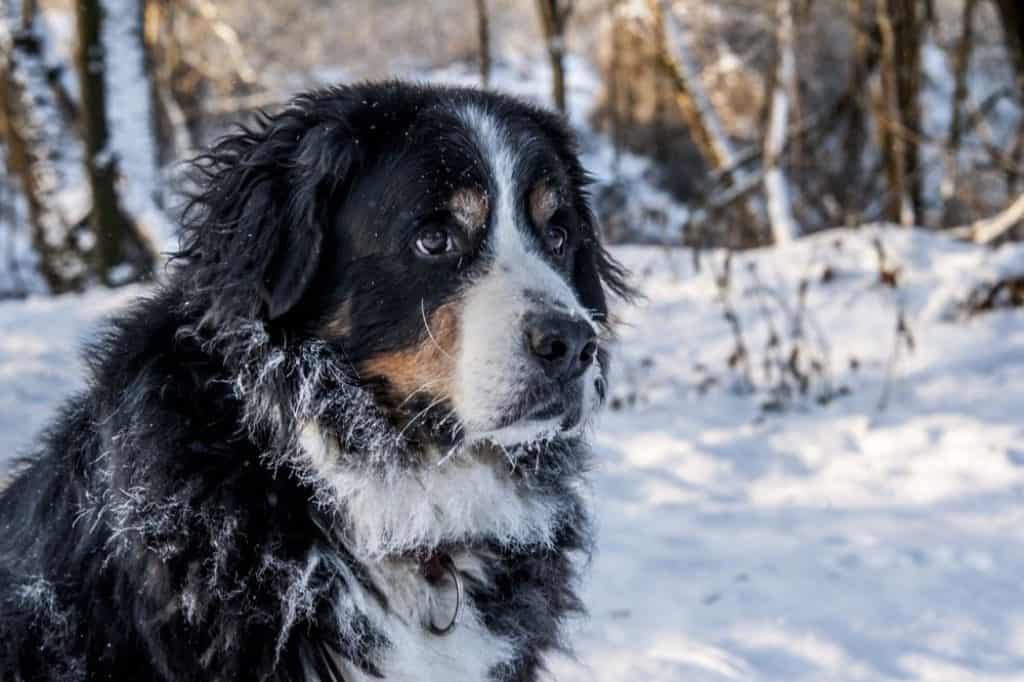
<box><xmin>1009</xmin><ymin>116</ymin><xmax>1024</xmax><ymax>196</ymax></box>
<box><xmin>140</xmin><ymin>0</ymin><xmax>172</xmax><ymax>169</ymax></box>
<box><xmin>988</xmin><ymin>0</ymin><xmax>1024</xmax><ymax>201</ymax></box>
<box><xmin>98</xmin><ymin>0</ymin><xmax>167</xmax><ymax>249</ymax></box>
<box><xmin>143</xmin><ymin>0</ymin><xmax>192</xmax><ymax>164</ymax></box>
<box><xmin>1</xmin><ymin>0</ymin><xmax>89</xmax><ymax>292</ymax></box>
<box><xmin>648</xmin><ymin>0</ymin><xmax>738</xmax><ymax>173</ymax></box>
<box><xmin>764</xmin><ymin>0</ymin><xmax>800</xmax><ymax>244</ymax></box>
<box><xmin>475</xmin><ymin>0</ymin><xmax>491</xmax><ymax>88</ymax></box>
<box><xmin>992</xmin><ymin>0</ymin><xmax>1024</xmax><ymax>92</ymax></box>
<box><xmin>873</xmin><ymin>0</ymin><xmax>921</xmax><ymax>226</ymax></box>
<box><xmin>893</xmin><ymin>0</ymin><xmax>923</xmax><ymax>222</ymax></box>
<box><xmin>942</xmin><ymin>0</ymin><xmax>978</xmax><ymax>225</ymax></box>
<box><xmin>841</xmin><ymin>0</ymin><xmax>874</xmax><ymax>226</ymax></box>
<box><xmin>535</xmin><ymin>0</ymin><xmax>572</xmax><ymax>114</ymax></box>
<box><xmin>76</xmin><ymin>0</ymin><xmax>155</xmax><ymax>284</ymax></box>
<box><xmin>648</xmin><ymin>0</ymin><xmax>764</xmax><ymax>246</ymax></box>
<box><xmin>20</xmin><ymin>0</ymin><xmax>36</xmax><ymax>31</ymax></box>
<box><xmin>607</xmin><ymin>0</ymin><xmax>625</xmax><ymax>171</ymax></box>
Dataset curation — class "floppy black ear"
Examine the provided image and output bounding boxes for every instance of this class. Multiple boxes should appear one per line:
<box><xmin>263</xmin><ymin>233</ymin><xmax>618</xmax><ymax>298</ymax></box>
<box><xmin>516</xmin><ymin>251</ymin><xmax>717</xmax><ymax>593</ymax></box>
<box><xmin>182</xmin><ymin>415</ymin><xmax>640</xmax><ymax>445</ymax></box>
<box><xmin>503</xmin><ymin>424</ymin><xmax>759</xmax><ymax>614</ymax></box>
<box><xmin>178</xmin><ymin>105</ymin><xmax>354</xmax><ymax>323</ymax></box>
<box><xmin>574</xmin><ymin>215</ymin><xmax>637</xmax><ymax>328</ymax></box>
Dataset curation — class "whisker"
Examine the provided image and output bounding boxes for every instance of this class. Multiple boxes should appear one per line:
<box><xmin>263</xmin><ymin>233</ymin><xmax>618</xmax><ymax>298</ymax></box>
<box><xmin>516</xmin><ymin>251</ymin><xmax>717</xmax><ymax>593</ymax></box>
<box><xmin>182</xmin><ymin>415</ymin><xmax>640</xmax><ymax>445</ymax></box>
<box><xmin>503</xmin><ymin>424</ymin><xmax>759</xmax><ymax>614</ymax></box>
<box><xmin>436</xmin><ymin>442</ymin><xmax>463</xmax><ymax>467</ymax></box>
<box><xmin>493</xmin><ymin>440</ymin><xmax>516</xmax><ymax>471</ymax></box>
<box><xmin>436</xmin><ymin>407</ymin><xmax>459</xmax><ymax>427</ymax></box>
<box><xmin>397</xmin><ymin>376</ymin><xmax>446</xmax><ymax>409</ymax></box>
<box><xmin>421</xmin><ymin>299</ymin><xmax>453</xmax><ymax>361</ymax></box>
<box><xmin>397</xmin><ymin>394</ymin><xmax>448</xmax><ymax>441</ymax></box>
<box><xmin>435</xmin><ymin>407</ymin><xmax>465</xmax><ymax>447</ymax></box>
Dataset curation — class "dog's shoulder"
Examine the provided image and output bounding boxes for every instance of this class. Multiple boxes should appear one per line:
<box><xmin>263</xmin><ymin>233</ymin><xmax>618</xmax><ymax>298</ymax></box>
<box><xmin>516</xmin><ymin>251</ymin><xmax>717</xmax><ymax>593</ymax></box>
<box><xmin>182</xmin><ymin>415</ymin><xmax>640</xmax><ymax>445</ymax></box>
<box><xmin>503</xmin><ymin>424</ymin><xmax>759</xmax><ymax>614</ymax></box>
<box><xmin>0</xmin><ymin>287</ymin><xmax>309</xmax><ymax>680</ymax></box>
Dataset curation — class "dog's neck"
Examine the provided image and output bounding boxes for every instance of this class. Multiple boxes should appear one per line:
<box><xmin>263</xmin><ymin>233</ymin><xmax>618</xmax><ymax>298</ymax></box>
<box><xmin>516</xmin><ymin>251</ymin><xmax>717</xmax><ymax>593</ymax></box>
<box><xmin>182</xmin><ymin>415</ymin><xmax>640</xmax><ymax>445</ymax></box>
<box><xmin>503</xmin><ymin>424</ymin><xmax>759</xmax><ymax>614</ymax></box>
<box><xmin>196</xmin><ymin>322</ymin><xmax>590</xmax><ymax>562</ymax></box>
<box><xmin>295</xmin><ymin>422</ymin><xmax>585</xmax><ymax>562</ymax></box>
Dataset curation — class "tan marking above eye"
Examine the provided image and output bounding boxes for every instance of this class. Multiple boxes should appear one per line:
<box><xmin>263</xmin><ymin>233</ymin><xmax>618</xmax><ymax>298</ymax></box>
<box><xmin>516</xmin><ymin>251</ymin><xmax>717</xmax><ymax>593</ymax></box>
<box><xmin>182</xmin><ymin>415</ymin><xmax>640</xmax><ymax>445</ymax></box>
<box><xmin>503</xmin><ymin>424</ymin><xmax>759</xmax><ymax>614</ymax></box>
<box><xmin>447</xmin><ymin>187</ymin><xmax>489</xmax><ymax>233</ymax></box>
<box><xmin>529</xmin><ymin>183</ymin><xmax>561</xmax><ymax>229</ymax></box>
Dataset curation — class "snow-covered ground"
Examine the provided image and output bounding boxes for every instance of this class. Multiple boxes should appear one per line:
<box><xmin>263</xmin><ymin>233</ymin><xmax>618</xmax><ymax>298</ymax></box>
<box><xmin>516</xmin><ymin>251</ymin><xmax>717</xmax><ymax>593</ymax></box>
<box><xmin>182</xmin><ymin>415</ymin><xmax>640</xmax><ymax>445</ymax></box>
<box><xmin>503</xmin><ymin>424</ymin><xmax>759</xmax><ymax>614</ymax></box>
<box><xmin>551</xmin><ymin>228</ymin><xmax>1024</xmax><ymax>682</ymax></box>
<box><xmin>2</xmin><ymin>228</ymin><xmax>1023</xmax><ymax>681</ymax></box>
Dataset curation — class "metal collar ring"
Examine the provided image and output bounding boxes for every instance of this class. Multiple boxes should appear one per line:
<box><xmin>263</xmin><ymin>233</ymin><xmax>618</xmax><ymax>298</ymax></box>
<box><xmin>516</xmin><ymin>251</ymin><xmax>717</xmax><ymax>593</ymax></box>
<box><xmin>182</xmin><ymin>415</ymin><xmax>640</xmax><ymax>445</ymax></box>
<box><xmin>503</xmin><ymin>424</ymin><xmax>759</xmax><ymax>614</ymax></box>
<box><xmin>427</xmin><ymin>553</ymin><xmax>462</xmax><ymax>636</ymax></box>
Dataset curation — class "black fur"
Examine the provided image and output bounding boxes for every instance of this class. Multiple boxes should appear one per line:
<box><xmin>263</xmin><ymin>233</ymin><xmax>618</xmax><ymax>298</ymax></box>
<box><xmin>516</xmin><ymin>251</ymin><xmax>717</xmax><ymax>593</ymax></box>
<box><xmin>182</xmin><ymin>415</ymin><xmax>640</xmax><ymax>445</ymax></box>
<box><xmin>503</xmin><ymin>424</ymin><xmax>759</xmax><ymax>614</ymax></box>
<box><xmin>0</xmin><ymin>82</ymin><xmax>632</xmax><ymax>681</ymax></box>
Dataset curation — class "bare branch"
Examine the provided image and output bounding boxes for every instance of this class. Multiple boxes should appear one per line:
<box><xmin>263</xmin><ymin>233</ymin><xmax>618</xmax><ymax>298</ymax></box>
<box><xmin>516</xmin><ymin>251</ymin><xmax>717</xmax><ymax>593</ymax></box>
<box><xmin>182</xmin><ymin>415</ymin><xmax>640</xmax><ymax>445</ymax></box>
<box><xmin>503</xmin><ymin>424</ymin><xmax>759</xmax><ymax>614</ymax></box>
<box><xmin>952</xmin><ymin>193</ymin><xmax>1024</xmax><ymax>244</ymax></box>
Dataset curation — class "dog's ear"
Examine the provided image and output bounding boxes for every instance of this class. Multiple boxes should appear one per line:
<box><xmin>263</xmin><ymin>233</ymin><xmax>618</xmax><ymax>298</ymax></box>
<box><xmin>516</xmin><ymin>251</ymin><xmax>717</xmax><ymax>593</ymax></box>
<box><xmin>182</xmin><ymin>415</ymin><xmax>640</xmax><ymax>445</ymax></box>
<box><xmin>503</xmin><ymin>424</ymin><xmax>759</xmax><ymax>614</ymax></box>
<box><xmin>573</xmin><ymin>211</ymin><xmax>636</xmax><ymax>328</ymax></box>
<box><xmin>178</xmin><ymin>105</ymin><xmax>355</xmax><ymax>323</ymax></box>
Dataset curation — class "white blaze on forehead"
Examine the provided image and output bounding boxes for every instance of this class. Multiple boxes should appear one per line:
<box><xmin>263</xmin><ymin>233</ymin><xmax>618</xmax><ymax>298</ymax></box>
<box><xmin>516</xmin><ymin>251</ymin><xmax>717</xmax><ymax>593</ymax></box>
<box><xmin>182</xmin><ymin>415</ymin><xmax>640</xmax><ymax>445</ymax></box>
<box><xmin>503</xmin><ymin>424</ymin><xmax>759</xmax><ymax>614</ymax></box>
<box><xmin>453</xmin><ymin>105</ymin><xmax>599</xmax><ymax>438</ymax></box>
<box><xmin>456</xmin><ymin>105</ymin><xmax>588</xmax><ymax>312</ymax></box>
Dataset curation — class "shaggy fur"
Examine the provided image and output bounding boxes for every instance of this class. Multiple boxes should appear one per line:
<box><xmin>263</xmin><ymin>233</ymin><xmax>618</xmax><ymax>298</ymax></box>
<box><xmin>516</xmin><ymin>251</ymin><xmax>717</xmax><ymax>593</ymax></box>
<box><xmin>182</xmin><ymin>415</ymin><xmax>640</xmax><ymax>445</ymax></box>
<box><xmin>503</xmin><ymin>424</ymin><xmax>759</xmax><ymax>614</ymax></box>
<box><xmin>0</xmin><ymin>82</ymin><xmax>631</xmax><ymax>681</ymax></box>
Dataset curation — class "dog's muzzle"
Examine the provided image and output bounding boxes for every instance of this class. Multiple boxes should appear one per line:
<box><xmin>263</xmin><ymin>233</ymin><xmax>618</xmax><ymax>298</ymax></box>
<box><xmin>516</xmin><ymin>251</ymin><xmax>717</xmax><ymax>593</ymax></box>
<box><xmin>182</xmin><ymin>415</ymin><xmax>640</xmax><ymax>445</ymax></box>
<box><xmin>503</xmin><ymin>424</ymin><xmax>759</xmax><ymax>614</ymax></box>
<box><xmin>519</xmin><ymin>311</ymin><xmax>598</xmax><ymax>430</ymax></box>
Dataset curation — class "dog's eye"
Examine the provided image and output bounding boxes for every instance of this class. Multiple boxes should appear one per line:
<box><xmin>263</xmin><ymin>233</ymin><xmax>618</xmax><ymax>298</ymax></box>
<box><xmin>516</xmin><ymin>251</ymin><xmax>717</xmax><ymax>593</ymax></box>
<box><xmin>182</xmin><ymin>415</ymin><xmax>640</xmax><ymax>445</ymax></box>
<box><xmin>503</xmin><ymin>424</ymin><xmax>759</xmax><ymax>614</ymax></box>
<box><xmin>543</xmin><ymin>224</ymin><xmax>568</xmax><ymax>257</ymax></box>
<box><xmin>414</xmin><ymin>227</ymin><xmax>458</xmax><ymax>257</ymax></box>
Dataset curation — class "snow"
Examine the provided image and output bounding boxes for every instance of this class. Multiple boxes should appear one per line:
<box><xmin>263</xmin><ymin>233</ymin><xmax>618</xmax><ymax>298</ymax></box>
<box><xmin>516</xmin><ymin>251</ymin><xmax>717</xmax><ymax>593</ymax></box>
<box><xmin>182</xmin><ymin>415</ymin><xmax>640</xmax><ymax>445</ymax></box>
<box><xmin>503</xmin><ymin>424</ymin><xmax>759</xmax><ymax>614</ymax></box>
<box><xmin>548</xmin><ymin>227</ymin><xmax>1024</xmax><ymax>682</ymax></box>
<box><xmin>0</xmin><ymin>286</ymin><xmax>141</xmax><ymax>458</ymax></box>
<box><xmin>2</xmin><ymin>228</ymin><xmax>1023</xmax><ymax>680</ymax></box>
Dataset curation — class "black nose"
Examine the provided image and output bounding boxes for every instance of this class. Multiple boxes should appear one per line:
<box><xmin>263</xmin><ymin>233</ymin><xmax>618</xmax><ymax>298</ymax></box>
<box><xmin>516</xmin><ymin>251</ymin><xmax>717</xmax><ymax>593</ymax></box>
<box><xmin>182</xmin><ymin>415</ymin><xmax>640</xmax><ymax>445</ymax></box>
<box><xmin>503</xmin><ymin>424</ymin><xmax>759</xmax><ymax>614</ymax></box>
<box><xmin>525</xmin><ymin>314</ymin><xmax>598</xmax><ymax>380</ymax></box>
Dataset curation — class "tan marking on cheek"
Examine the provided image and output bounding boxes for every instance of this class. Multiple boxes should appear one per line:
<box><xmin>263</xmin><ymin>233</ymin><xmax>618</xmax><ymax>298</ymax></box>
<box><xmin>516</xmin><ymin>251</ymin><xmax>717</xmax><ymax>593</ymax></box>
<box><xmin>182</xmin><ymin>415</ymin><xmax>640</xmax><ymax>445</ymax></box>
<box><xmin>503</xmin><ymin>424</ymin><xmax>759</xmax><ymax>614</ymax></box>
<box><xmin>361</xmin><ymin>301</ymin><xmax>462</xmax><ymax>405</ymax></box>
<box><xmin>448</xmin><ymin>188</ymin><xmax>488</xmax><ymax>233</ymax></box>
<box><xmin>320</xmin><ymin>298</ymin><xmax>354</xmax><ymax>338</ymax></box>
<box><xmin>529</xmin><ymin>183</ymin><xmax>561</xmax><ymax>228</ymax></box>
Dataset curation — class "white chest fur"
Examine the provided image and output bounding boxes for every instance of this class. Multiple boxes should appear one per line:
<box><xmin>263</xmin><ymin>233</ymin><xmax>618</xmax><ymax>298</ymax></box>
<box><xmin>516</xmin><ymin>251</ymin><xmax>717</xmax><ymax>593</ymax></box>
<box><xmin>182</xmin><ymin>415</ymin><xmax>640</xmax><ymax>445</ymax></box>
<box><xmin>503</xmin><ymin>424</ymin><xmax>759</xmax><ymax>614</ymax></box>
<box><xmin>296</xmin><ymin>424</ymin><xmax>548</xmax><ymax>679</ymax></box>
<box><xmin>297</xmin><ymin>423</ymin><xmax>568</xmax><ymax>559</ymax></box>
<box><xmin>323</xmin><ymin>551</ymin><xmax>513</xmax><ymax>681</ymax></box>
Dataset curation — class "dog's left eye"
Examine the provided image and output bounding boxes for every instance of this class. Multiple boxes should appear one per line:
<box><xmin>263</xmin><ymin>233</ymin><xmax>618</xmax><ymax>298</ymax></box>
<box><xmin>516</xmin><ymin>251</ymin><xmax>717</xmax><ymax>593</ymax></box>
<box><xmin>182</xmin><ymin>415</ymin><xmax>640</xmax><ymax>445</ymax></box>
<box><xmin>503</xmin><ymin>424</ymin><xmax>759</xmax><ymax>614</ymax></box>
<box><xmin>414</xmin><ymin>227</ymin><xmax>458</xmax><ymax>257</ymax></box>
<box><xmin>543</xmin><ymin>224</ymin><xmax>568</xmax><ymax>257</ymax></box>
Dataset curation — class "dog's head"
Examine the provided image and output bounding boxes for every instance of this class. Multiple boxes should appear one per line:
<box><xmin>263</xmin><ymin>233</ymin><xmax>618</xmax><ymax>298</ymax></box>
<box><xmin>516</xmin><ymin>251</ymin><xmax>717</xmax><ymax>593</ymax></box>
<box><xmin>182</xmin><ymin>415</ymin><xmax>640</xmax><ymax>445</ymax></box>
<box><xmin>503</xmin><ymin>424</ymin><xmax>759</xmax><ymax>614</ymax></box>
<box><xmin>180</xmin><ymin>82</ymin><xmax>630</xmax><ymax>453</ymax></box>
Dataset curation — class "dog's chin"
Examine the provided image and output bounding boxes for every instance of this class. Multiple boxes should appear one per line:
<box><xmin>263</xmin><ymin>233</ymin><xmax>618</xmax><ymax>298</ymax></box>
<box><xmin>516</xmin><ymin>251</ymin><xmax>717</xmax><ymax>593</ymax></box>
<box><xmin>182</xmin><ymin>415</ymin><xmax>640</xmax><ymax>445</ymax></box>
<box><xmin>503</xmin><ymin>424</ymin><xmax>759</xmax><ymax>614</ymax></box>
<box><xmin>461</xmin><ymin>381</ymin><xmax>602</xmax><ymax>451</ymax></box>
<box><xmin>465</xmin><ymin>417</ymin><xmax>566</xmax><ymax>451</ymax></box>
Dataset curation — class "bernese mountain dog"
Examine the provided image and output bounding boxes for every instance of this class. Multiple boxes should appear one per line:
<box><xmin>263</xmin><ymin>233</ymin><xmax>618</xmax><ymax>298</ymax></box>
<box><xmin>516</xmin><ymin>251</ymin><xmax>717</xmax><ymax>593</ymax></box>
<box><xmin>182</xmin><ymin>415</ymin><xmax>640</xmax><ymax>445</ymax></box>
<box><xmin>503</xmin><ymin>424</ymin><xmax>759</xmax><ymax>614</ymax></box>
<box><xmin>0</xmin><ymin>82</ymin><xmax>631</xmax><ymax>681</ymax></box>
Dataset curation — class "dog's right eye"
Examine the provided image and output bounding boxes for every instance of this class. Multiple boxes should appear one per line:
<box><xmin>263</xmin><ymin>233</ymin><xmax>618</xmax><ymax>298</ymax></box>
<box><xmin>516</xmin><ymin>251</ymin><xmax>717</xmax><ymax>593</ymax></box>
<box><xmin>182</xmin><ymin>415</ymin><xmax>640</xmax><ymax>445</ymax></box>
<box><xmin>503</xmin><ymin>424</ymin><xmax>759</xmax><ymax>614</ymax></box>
<box><xmin>414</xmin><ymin>227</ymin><xmax>458</xmax><ymax>258</ymax></box>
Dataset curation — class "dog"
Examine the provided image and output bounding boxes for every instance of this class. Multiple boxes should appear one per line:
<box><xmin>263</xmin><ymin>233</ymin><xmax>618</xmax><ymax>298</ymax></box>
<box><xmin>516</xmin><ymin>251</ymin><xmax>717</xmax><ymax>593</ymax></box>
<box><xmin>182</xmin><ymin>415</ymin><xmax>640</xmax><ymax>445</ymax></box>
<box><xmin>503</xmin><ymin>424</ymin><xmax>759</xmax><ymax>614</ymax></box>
<box><xmin>0</xmin><ymin>82</ymin><xmax>631</xmax><ymax>681</ymax></box>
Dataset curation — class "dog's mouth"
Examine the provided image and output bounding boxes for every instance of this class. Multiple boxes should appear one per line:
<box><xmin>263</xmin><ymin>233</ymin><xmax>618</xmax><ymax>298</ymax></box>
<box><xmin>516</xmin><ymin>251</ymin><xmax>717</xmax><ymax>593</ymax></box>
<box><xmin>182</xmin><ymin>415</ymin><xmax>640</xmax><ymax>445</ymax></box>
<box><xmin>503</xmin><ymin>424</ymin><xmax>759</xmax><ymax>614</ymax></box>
<box><xmin>372</xmin><ymin>369</ymin><xmax>606</xmax><ymax>453</ymax></box>
<box><xmin>524</xmin><ymin>392</ymin><xmax>585</xmax><ymax>432</ymax></box>
<box><xmin>491</xmin><ymin>378</ymin><xmax>593</xmax><ymax>434</ymax></box>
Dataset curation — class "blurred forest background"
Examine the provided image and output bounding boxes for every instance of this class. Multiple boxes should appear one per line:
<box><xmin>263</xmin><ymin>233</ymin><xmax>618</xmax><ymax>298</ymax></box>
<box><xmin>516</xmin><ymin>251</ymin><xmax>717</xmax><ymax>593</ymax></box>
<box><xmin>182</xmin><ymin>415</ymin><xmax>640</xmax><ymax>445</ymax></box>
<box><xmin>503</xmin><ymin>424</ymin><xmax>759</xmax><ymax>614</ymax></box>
<box><xmin>1</xmin><ymin>0</ymin><xmax>1023</xmax><ymax>296</ymax></box>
